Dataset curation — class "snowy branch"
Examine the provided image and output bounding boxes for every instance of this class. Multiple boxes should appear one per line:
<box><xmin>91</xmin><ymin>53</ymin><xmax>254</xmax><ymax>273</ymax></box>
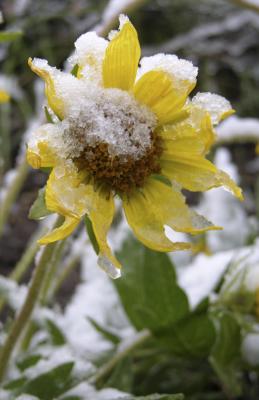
<box><xmin>216</xmin><ymin>115</ymin><xmax>259</xmax><ymax>145</ymax></box>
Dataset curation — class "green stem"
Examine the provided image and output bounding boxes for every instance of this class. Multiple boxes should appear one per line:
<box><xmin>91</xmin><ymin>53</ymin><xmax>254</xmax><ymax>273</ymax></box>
<box><xmin>230</xmin><ymin>0</ymin><xmax>259</xmax><ymax>13</ymax></box>
<box><xmin>39</xmin><ymin>239</ymin><xmax>67</xmax><ymax>305</ymax></box>
<box><xmin>47</xmin><ymin>252</ymin><xmax>81</xmax><ymax>303</ymax></box>
<box><xmin>0</xmin><ymin>216</ymin><xmax>62</xmax><ymax>381</ymax></box>
<box><xmin>0</xmin><ymin>226</ymin><xmax>47</xmax><ymax>315</ymax></box>
<box><xmin>90</xmin><ymin>329</ymin><xmax>151</xmax><ymax>385</ymax></box>
<box><xmin>0</xmin><ymin>156</ymin><xmax>29</xmax><ymax>236</ymax></box>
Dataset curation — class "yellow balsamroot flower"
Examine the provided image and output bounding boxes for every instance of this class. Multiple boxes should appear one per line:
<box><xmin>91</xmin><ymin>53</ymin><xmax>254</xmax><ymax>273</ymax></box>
<box><xmin>27</xmin><ymin>15</ymin><xmax>242</xmax><ymax>278</ymax></box>
<box><xmin>0</xmin><ymin>89</ymin><xmax>10</xmax><ymax>103</ymax></box>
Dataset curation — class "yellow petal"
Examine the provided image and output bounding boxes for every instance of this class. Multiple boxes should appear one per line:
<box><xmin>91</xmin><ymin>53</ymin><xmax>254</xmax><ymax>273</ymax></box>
<box><xmin>45</xmin><ymin>165</ymin><xmax>89</xmax><ymax>219</ymax></box>
<box><xmin>27</xmin><ymin>141</ymin><xmax>57</xmax><ymax>169</ymax></box>
<box><xmin>88</xmin><ymin>188</ymin><xmax>121</xmax><ymax>278</ymax></box>
<box><xmin>0</xmin><ymin>90</ymin><xmax>10</xmax><ymax>103</ymax></box>
<box><xmin>192</xmin><ymin>92</ymin><xmax>234</xmax><ymax>125</ymax></box>
<box><xmin>133</xmin><ymin>70</ymin><xmax>188</xmax><ymax>125</ymax></box>
<box><xmin>29</xmin><ymin>58</ymin><xmax>65</xmax><ymax>119</ymax></box>
<box><xmin>102</xmin><ymin>18</ymin><xmax>140</xmax><ymax>90</ymax></box>
<box><xmin>123</xmin><ymin>188</ymin><xmax>191</xmax><ymax>252</ymax></box>
<box><xmin>38</xmin><ymin>216</ymin><xmax>80</xmax><ymax>244</ymax></box>
<box><xmin>160</xmin><ymin>135</ymin><xmax>243</xmax><ymax>199</ymax></box>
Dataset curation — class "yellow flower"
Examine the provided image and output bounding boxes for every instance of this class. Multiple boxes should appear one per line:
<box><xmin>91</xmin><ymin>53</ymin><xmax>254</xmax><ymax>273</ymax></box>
<box><xmin>27</xmin><ymin>15</ymin><xmax>242</xmax><ymax>278</ymax></box>
<box><xmin>0</xmin><ymin>89</ymin><xmax>10</xmax><ymax>103</ymax></box>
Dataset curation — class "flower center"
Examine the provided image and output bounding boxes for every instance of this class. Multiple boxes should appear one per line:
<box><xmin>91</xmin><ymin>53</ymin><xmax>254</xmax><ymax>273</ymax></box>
<box><xmin>61</xmin><ymin>86</ymin><xmax>162</xmax><ymax>193</ymax></box>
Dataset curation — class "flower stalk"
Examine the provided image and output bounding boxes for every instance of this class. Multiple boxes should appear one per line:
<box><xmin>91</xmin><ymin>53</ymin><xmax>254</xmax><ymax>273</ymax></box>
<box><xmin>0</xmin><ymin>216</ymin><xmax>62</xmax><ymax>381</ymax></box>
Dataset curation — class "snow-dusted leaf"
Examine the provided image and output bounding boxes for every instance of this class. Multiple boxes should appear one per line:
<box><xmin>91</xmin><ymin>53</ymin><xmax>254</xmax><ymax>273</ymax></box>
<box><xmin>17</xmin><ymin>354</ymin><xmax>42</xmax><ymax>372</ymax></box>
<box><xmin>45</xmin><ymin>319</ymin><xmax>66</xmax><ymax>346</ymax></box>
<box><xmin>117</xmin><ymin>394</ymin><xmax>184</xmax><ymax>399</ymax></box>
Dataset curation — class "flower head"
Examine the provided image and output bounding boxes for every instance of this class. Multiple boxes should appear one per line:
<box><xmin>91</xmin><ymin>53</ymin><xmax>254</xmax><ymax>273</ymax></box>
<box><xmin>27</xmin><ymin>15</ymin><xmax>242</xmax><ymax>278</ymax></box>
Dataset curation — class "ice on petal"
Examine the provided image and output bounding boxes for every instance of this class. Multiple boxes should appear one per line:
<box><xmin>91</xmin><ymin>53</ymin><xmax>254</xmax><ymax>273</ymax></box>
<box><xmin>192</xmin><ymin>92</ymin><xmax>233</xmax><ymax>125</ymax></box>
<box><xmin>98</xmin><ymin>255</ymin><xmax>121</xmax><ymax>279</ymax></box>
<box><xmin>69</xmin><ymin>32</ymin><xmax>108</xmax><ymax>84</ymax></box>
<box><xmin>138</xmin><ymin>53</ymin><xmax>198</xmax><ymax>87</ymax></box>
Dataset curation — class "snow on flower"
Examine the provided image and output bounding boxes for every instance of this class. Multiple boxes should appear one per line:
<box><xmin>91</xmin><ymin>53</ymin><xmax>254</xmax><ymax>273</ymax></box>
<box><xmin>26</xmin><ymin>15</ymin><xmax>242</xmax><ymax>278</ymax></box>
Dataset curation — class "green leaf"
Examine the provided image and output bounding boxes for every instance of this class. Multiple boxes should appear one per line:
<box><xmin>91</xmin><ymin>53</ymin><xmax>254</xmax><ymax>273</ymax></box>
<box><xmin>114</xmin><ymin>235</ymin><xmax>189</xmax><ymax>333</ymax></box>
<box><xmin>17</xmin><ymin>354</ymin><xmax>42</xmax><ymax>371</ymax></box>
<box><xmin>209</xmin><ymin>311</ymin><xmax>242</xmax><ymax>396</ymax></box>
<box><xmin>71</xmin><ymin>64</ymin><xmax>79</xmax><ymax>77</ymax></box>
<box><xmin>0</xmin><ymin>30</ymin><xmax>23</xmax><ymax>42</ymax></box>
<box><xmin>85</xmin><ymin>215</ymin><xmax>99</xmax><ymax>254</ymax></box>
<box><xmin>21</xmin><ymin>362</ymin><xmax>74</xmax><ymax>399</ymax></box>
<box><xmin>45</xmin><ymin>319</ymin><xmax>66</xmax><ymax>346</ymax></box>
<box><xmin>29</xmin><ymin>187</ymin><xmax>53</xmax><ymax>220</ymax></box>
<box><xmin>160</xmin><ymin>313</ymin><xmax>216</xmax><ymax>358</ymax></box>
<box><xmin>87</xmin><ymin>317</ymin><xmax>120</xmax><ymax>344</ymax></box>
<box><xmin>4</xmin><ymin>377</ymin><xmax>27</xmax><ymax>390</ymax></box>
<box><xmin>104</xmin><ymin>357</ymin><xmax>134</xmax><ymax>392</ymax></box>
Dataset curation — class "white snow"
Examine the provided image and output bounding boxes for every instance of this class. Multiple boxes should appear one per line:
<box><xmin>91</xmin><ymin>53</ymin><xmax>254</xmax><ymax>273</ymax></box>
<box><xmin>242</xmin><ymin>328</ymin><xmax>259</xmax><ymax>366</ymax></box>
<box><xmin>192</xmin><ymin>92</ymin><xmax>233</xmax><ymax>125</ymax></box>
<box><xmin>138</xmin><ymin>53</ymin><xmax>198</xmax><ymax>88</ymax></box>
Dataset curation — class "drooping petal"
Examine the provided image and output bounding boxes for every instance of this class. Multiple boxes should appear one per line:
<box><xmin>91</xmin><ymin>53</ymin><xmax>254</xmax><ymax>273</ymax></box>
<box><xmin>123</xmin><ymin>179</ymin><xmax>218</xmax><ymax>251</ymax></box>
<box><xmin>26</xmin><ymin>123</ymin><xmax>62</xmax><ymax>169</ymax></box>
<box><xmin>160</xmin><ymin>131</ymin><xmax>243</xmax><ymax>199</ymax></box>
<box><xmin>38</xmin><ymin>216</ymin><xmax>80</xmax><ymax>244</ymax></box>
<box><xmin>102</xmin><ymin>16</ymin><xmax>140</xmax><ymax>91</ymax></box>
<box><xmin>123</xmin><ymin>189</ymin><xmax>191</xmax><ymax>252</ymax></box>
<box><xmin>0</xmin><ymin>90</ymin><xmax>10</xmax><ymax>103</ymax></box>
<box><xmin>192</xmin><ymin>92</ymin><xmax>234</xmax><ymax>125</ymax></box>
<box><xmin>88</xmin><ymin>188</ymin><xmax>121</xmax><ymax>278</ymax></box>
<box><xmin>28</xmin><ymin>58</ymin><xmax>83</xmax><ymax>119</ymax></box>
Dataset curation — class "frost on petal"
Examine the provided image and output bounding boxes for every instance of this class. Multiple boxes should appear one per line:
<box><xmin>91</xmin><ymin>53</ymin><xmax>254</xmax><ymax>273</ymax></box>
<box><xmin>29</xmin><ymin>57</ymin><xmax>87</xmax><ymax>118</ymax></box>
<box><xmin>137</xmin><ymin>53</ymin><xmax>198</xmax><ymax>93</ymax></box>
<box><xmin>69</xmin><ymin>32</ymin><xmax>108</xmax><ymax>84</ymax></box>
<box><xmin>192</xmin><ymin>92</ymin><xmax>234</xmax><ymax>125</ymax></box>
<box><xmin>98</xmin><ymin>255</ymin><xmax>121</xmax><ymax>279</ymax></box>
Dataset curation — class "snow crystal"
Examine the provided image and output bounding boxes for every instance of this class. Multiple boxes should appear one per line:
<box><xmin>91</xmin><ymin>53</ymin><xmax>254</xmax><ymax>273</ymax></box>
<box><xmin>138</xmin><ymin>53</ymin><xmax>198</xmax><ymax>87</ymax></box>
<box><xmin>59</xmin><ymin>84</ymin><xmax>156</xmax><ymax>161</ymax></box>
<box><xmin>31</xmin><ymin>58</ymin><xmax>87</xmax><ymax>113</ymax></box>
<box><xmin>192</xmin><ymin>92</ymin><xmax>233</xmax><ymax>125</ymax></box>
<box><xmin>69</xmin><ymin>32</ymin><xmax>108</xmax><ymax>84</ymax></box>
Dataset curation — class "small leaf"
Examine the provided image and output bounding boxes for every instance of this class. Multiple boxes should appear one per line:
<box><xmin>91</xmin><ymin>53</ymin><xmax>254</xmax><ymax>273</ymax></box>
<box><xmin>17</xmin><ymin>354</ymin><xmax>42</xmax><ymax>372</ymax></box>
<box><xmin>45</xmin><ymin>319</ymin><xmax>66</xmax><ymax>346</ymax></box>
<box><xmin>4</xmin><ymin>377</ymin><xmax>27</xmax><ymax>390</ymax></box>
<box><xmin>87</xmin><ymin>317</ymin><xmax>120</xmax><ymax>344</ymax></box>
<box><xmin>22</xmin><ymin>362</ymin><xmax>74</xmax><ymax>399</ymax></box>
<box><xmin>85</xmin><ymin>215</ymin><xmax>99</xmax><ymax>255</ymax></box>
<box><xmin>151</xmin><ymin>174</ymin><xmax>172</xmax><ymax>187</ymax></box>
<box><xmin>71</xmin><ymin>64</ymin><xmax>79</xmax><ymax>77</ymax></box>
<box><xmin>114</xmin><ymin>235</ymin><xmax>189</xmax><ymax>333</ymax></box>
<box><xmin>29</xmin><ymin>187</ymin><xmax>53</xmax><ymax>220</ymax></box>
<box><xmin>0</xmin><ymin>30</ymin><xmax>23</xmax><ymax>42</ymax></box>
